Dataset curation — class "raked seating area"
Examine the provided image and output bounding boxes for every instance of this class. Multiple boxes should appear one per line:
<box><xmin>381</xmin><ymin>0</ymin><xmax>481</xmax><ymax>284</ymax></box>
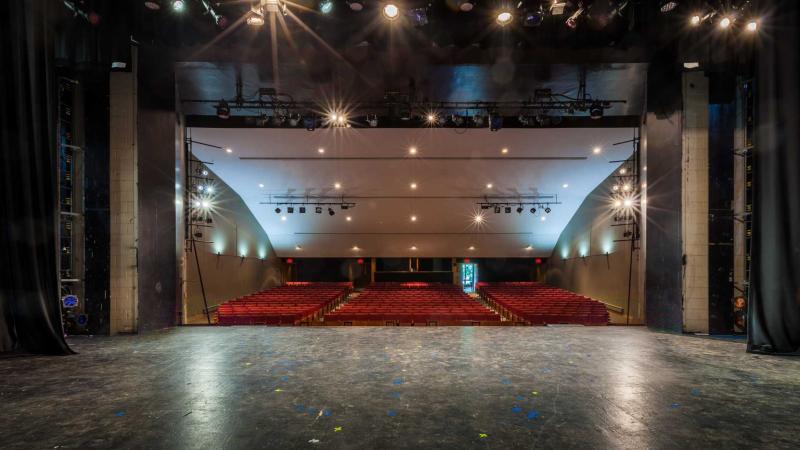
<box><xmin>478</xmin><ymin>282</ymin><xmax>609</xmax><ymax>325</ymax></box>
<box><xmin>216</xmin><ymin>282</ymin><xmax>352</xmax><ymax>325</ymax></box>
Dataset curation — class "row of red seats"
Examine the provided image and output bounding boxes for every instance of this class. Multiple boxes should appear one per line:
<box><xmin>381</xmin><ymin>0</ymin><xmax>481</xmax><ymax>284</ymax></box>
<box><xmin>325</xmin><ymin>283</ymin><xmax>500</xmax><ymax>324</ymax></box>
<box><xmin>479</xmin><ymin>282</ymin><xmax>609</xmax><ymax>326</ymax></box>
<box><xmin>217</xmin><ymin>282</ymin><xmax>352</xmax><ymax>325</ymax></box>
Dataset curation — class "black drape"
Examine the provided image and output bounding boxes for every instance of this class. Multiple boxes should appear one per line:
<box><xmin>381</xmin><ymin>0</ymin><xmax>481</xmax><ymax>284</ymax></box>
<box><xmin>0</xmin><ymin>0</ymin><xmax>73</xmax><ymax>355</ymax></box>
<box><xmin>748</xmin><ymin>0</ymin><xmax>800</xmax><ymax>354</ymax></box>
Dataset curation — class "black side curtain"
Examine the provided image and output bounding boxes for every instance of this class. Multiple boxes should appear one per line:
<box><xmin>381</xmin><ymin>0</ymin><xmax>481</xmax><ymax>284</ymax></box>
<box><xmin>748</xmin><ymin>0</ymin><xmax>800</xmax><ymax>354</ymax></box>
<box><xmin>0</xmin><ymin>0</ymin><xmax>73</xmax><ymax>355</ymax></box>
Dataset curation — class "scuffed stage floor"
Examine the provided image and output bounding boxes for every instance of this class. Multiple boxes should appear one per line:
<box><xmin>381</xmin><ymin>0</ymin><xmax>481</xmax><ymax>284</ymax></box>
<box><xmin>1</xmin><ymin>327</ymin><xmax>798</xmax><ymax>449</ymax></box>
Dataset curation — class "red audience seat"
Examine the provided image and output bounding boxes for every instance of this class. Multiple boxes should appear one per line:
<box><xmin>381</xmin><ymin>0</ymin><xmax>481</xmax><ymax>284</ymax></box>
<box><xmin>478</xmin><ymin>282</ymin><xmax>609</xmax><ymax>326</ymax></box>
<box><xmin>216</xmin><ymin>282</ymin><xmax>352</xmax><ymax>326</ymax></box>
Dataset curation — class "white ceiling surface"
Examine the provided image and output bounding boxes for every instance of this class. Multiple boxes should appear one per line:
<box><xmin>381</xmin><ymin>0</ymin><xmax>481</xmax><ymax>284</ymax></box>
<box><xmin>189</xmin><ymin>128</ymin><xmax>634</xmax><ymax>257</ymax></box>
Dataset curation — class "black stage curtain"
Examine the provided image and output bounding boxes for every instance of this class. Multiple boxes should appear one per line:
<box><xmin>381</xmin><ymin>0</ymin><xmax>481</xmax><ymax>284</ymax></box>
<box><xmin>0</xmin><ymin>0</ymin><xmax>73</xmax><ymax>355</ymax></box>
<box><xmin>748</xmin><ymin>0</ymin><xmax>800</xmax><ymax>354</ymax></box>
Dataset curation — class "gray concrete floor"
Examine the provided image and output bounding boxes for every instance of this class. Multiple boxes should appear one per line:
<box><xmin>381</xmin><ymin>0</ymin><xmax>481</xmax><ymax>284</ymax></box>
<box><xmin>1</xmin><ymin>327</ymin><xmax>798</xmax><ymax>449</ymax></box>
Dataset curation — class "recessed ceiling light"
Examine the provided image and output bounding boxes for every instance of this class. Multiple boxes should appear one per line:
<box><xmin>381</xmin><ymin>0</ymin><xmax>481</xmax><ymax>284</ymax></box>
<box><xmin>352</xmin><ymin>245</ymin><xmax>360</xmax><ymax>251</ymax></box>
<box><xmin>562</xmin><ymin>183</ymin><xmax>569</xmax><ymax>188</ymax></box>
<box><xmin>473</xmin><ymin>213</ymin><xmax>484</xmax><ymax>224</ymax></box>
<box><xmin>410</xmin><ymin>182</ymin><xmax>417</xmax><ymax>189</ymax></box>
<box><xmin>258</xmin><ymin>183</ymin><xmax>264</xmax><ymax>188</ymax></box>
<box><xmin>334</xmin><ymin>182</ymin><xmax>342</xmax><ymax>189</ymax></box>
<box><xmin>225</xmin><ymin>147</ymin><xmax>233</xmax><ymax>153</ymax></box>
<box><xmin>281</xmin><ymin>215</ymin><xmax>287</xmax><ymax>221</ymax></box>
<box><xmin>318</xmin><ymin>148</ymin><xmax>325</xmax><ymax>154</ymax></box>
<box><xmin>525</xmin><ymin>245</ymin><xmax>533</xmax><ymax>250</ymax></box>
<box><xmin>501</xmin><ymin>147</ymin><xmax>509</xmax><ymax>154</ymax></box>
<box><xmin>410</xmin><ymin>215</ymin><xmax>417</xmax><ymax>222</ymax></box>
<box><xmin>410</xmin><ymin>245</ymin><xmax>417</xmax><ymax>251</ymax></box>
<box><xmin>409</xmin><ymin>147</ymin><xmax>417</xmax><ymax>155</ymax></box>
<box><xmin>619</xmin><ymin>168</ymin><xmax>627</xmax><ymax>175</ymax></box>
<box><xmin>593</xmin><ymin>146</ymin><xmax>602</xmax><ymax>154</ymax></box>
<box><xmin>346</xmin><ymin>216</ymin><xmax>352</xmax><ymax>222</ymax></box>
<box><xmin>468</xmin><ymin>246</ymin><xmax>475</xmax><ymax>251</ymax></box>
<box><xmin>540</xmin><ymin>216</ymin><xmax>546</xmax><ymax>222</ymax></box>
<box><xmin>295</xmin><ymin>245</ymin><xmax>302</xmax><ymax>250</ymax></box>
<box><xmin>486</xmin><ymin>183</ymin><xmax>493</xmax><ymax>189</ymax></box>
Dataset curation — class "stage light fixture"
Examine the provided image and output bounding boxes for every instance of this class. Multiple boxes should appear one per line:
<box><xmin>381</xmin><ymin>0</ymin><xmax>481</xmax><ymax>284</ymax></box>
<box><xmin>410</xmin><ymin>245</ymin><xmax>418</xmax><ymax>251</ymax></box>
<box><xmin>319</xmin><ymin>0</ymin><xmax>333</xmax><ymax>14</ymax></box>
<box><xmin>589</xmin><ymin>102</ymin><xmax>604</xmax><ymax>119</ymax></box>
<box><xmin>216</xmin><ymin>100</ymin><xmax>230</xmax><ymax>119</ymax></box>
<box><xmin>490</xmin><ymin>114</ymin><xmax>503</xmax><ymax>131</ymax></box>
<box><xmin>530</xmin><ymin>207</ymin><xmax>537</xmax><ymax>214</ymax></box>
<box><xmin>566</xmin><ymin>6</ymin><xmax>584</xmax><ymax>28</ymax></box>
<box><xmin>334</xmin><ymin>182</ymin><xmax>342</xmax><ymax>189</ymax></box>
<box><xmin>518</xmin><ymin>114</ymin><xmax>530</xmax><ymax>126</ymax></box>
<box><xmin>458</xmin><ymin>0</ymin><xmax>475</xmax><ymax>12</ymax></box>
<box><xmin>201</xmin><ymin>200</ymin><xmax>211</xmax><ymax>209</ymax></box>
<box><xmin>486</xmin><ymin>183</ymin><xmax>493</xmax><ymax>189</ymax></box>
<box><xmin>409</xmin><ymin>7</ymin><xmax>429</xmax><ymax>26</ymax></box>
<box><xmin>225</xmin><ymin>147</ymin><xmax>233</xmax><ymax>154</ymax></box>
<box><xmin>367</xmin><ymin>114</ymin><xmax>379</xmax><ymax>127</ymax></box>
<box><xmin>473</xmin><ymin>214</ymin><xmax>484</xmax><ymax>223</ymax></box>
<box><xmin>410</xmin><ymin>182</ymin><xmax>417</xmax><ymax>190</ymax></box>
<box><xmin>451</xmin><ymin>114</ymin><xmax>465</xmax><ymax>126</ymax></box>
<box><xmin>299</xmin><ymin>207</ymin><xmax>306</xmax><ymax>214</ymax></box>
<box><xmin>516</xmin><ymin>206</ymin><xmax>523</xmax><ymax>214</ymax></box>
<box><xmin>303</xmin><ymin>115</ymin><xmax>316</xmax><ymax>131</ymax></box>
<box><xmin>197</xmin><ymin>185</ymin><xmax>205</xmax><ymax>192</ymax></box>
<box><xmin>348</xmin><ymin>1</ymin><xmax>364</xmax><ymax>11</ymax></box>
<box><xmin>473</xmin><ymin>114</ymin><xmax>486</xmax><ymax>127</ymax></box>
<box><xmin>193</xmin><ymin>200</ymin><xmax>201</xmax><ymax>208</ymax></box>
<box><xmin>613</xmin><ymin>199</ymin><xmax>622</xmax><ymax>208</ymax></box>
<box><xmin>409</xmin><ymin>147</ymin><xmax>418</xmax><ymax>155</ymax></box>
<box><xmin>247</xmin><ymin>8</ymin><xmax>265</xmax><ymax>26</ymax></box>
<box><xmin>504</xmin><ymin>206</ymin><xmax>512</xmax><ymax>214</ymax></box>
<box><xmin>281</xmin><ymin>215</ymin><xmax>287</xmax><ymax>221</ymax></box>
<box><xmin>623</xmin><ymin>198</ymin><xmax>633</xmax><ymax>207</ymax></box>
<box><xmin>469</xmin><ymin>246</ymin><xmax>475</xmax><ymax>251</ymax></box>
<box><xmin>426</xmin><ymin>112</ymin><xmax>438</xmax><ymax>125</ymax></box>
<box><xmin>275</xmin><ymin>207</ymin><xmax>281</xmax><ymax>214</ymax></box>
<box><xmin>383</xmin><ymin>3</ymin><xmax>400</xmax><ymax>20</ymax></box>
<box><xmin>171</xmin><ymin>0</ymin><xmax>185</xmax><ymax>12</ymax></box>
<box><xmin>659</xmin><ymin>1</ymin><xmax>678</xmax><ymax>13</ymax></box>
<box><xmin>328</xmin><ymin>207</ymin><xmax>335</xmax><ymax>216</ymax></box>
<box><xmin>480</xmin><ymin>204</ymin><xmax>490</xmax><ymax>210</ymax></box>
<box><xmin>144</xmin><ymin>1</ymin><xmax>161</xmax><ymax>10</ymax></box>
<box><xmin>287</xmin><ymin>207</ymin><xmax>294</xmax><ymax>214</ymax></box>
<box><xmin>496</xmin><ymin>11</ymin><xmax>513</xmax><ymax>26</ymax></box>
<box><xmin>719</xmin><ymin>16</ymin><xmax>731</xmax><ymax>29</ymax></box>
<box><xmin>288</xmin><ymin>114</ymin><xmax>300</xmax><ymax>127</ymax></box>
<box><xmin>690</xmin><ymin>14</ymin><xmax>701</xmax><ymax>25</ymax></box>
<box><xmin>202</xmin><ymin>170</ymin><xmax>209</xmax><ymax>176</ymax></box>
<box><xmin>544</xmin><ymin>206</ymin><xmax>552</xmax><ymax>214</ymax></box>
<box><xmin>501</xmin><ymin>147</ymin><xmax>509</xmax><ymax>154</ymax></box>
<box><xmin>494</xmin><ymin>206</ymin><xmax>501</xmax><ymax>214</ymax></box>
<box><xmin>746</xmin><ymin>19</ymin><xmax>758</xmax><ymax>32</ymax></box>
<box><xmin>206</xmin><ymin>186</ymin><xmax>215</xmax><ymax>194</ymax></box>
<box><xmin>593</xmin><ymin>146</ymin><xmax>602</xmax><ymax>154</ymax></box>
<box><xmin>316</xmin><ymin>206</ymin><xmax>323</xmax><ymax>214</ymax></box>
<box><xmin>410</xmin><ymin>215</ymin><xmax>417</xmax><ymax>222</ymax></box>
<box><xmin>341</xmin><ymin>204</ymin><xmax>349</xmax><ymax>210</ymax></box>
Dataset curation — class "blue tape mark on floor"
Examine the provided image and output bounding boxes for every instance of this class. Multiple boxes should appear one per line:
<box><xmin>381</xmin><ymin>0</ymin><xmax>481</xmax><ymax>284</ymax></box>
<box><xmin>323</xmin><ymin>409</ymin><xmax>332</xmax><ymax>417</ymax></box>
<box><xmin>512</xmin><ymin>406</ymin><xmax>522</xmax><ymax>413</ymax></box>
<box><xmin>295</xmin><ymin>404</ymin><xmax>306</xmax><ymax>412</ymax></box>
<box><xmin>387</xmin><ymin>409</ymin><xmax>397</xmax><ymax>417</ymax></box>
<box><xmin>115</xmin><ymin>411</ymin><xmax>125</xmax><ymax>417</ymax></box>
<box><xmin>393</xmin><ymin>378</ymin><xmax>403</xmax><ymax>385</ymax></box>
<box><xmin>389</xmin><ymin>392</ymin><xmax>401</xmax><ymax>399</ymax></box>
<box><xmin>670</xmin><ymin>403</ymin><xmax>681</xmax><ymax>409</ymax></box>
<box><xmin>501</xmin><ymin>378</ymin><xmax>512</xmax><ymax>385</ymax></box>
<box><xmin>280</xmin><ymin>376</ymin><xmax>289</xmax><ymax>382</ymax></box>
<box><xmin>307</xmin><ymin>407</ymin><xmax>318</xmax><ymax>416</ymax></box>
<box><xmin>526</xmin><ymin>410</ymin><xmax>540</xmax><ymax>420</ymax></box>
<box><xmin>691</xmin><ymin>388</ymin><xmax>701</xmax><ymax>396</ymax></box>
<box><xmin>515</xmin><ymin>395</ymin><xmax>525</xmax><ymax>401</ymax></box>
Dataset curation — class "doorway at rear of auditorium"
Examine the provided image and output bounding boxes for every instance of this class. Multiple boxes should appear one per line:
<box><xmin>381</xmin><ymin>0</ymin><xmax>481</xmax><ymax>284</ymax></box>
<box><xmin>459</xmin><ymin>263</ymin><xmax>478</xmax><ymax>293</ymax></box>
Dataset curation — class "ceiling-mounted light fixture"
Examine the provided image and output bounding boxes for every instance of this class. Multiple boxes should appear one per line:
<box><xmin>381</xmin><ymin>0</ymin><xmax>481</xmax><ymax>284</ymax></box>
<box><xmin>383</xmin><ymin>3</ymin><xmax>400</xmax><ymax>20</ymax></box>
<box><xmin>144</xmin><ymin>0</ymin><xmax>161</xmax><ymax>10</ymax></box>
<box><xmin>319</xmin><ymin>0</ymin><xmax>333</xmax><ymax>14</ymax></box>
<box><xmin>247</xmin><ymin>6</ymin><xmax>265</xmax><ymax>26</ymax></box>
<box><xmin>659</xmin><ymin>1</ymin><xmax>678</xmax><ymax>13</ymax></box>
<box><xmin>347</xmin><ymin>1</ymin><xmax>364</xmax><ymax>12</ymax></box>
<box><xmin>589</xmin><ymin>102</ymin><xmax>604</xmax><ymax>119</ymax></box>
<box><xmin>496</xmin><ymin>11</ymin><xmax>513</xmax><ymax>26</ymax></box>
<box><xmin>458</xmin><ymin>0</ymin><xmax>475</xmax><ymax>12</ymax></box>
<box><xmin>170</xmin><ymin>0</ymin><xmax>185</xmax><ymax>12</ymax></box>
<box><xmin>216</xmin><ymin>100</ymin><xmax>230</xmax><ymax>119</ymax></box>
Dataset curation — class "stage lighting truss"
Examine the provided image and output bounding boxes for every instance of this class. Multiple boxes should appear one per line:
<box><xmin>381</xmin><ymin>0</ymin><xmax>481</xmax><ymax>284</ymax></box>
<box><xmin>608</xmin><ymin>130</ymin><xmax>642</xmax><ymax>247</ymax></box>
<box><xmin>477</xmin><ymin>195</ymin><xmax>561</xmax><ymax>216</ymax></box>
<box><xmin>183</xmin><ymin>149</ymin><xmax>218</xmax><ymax>247</ymax></box>
<box><xmin>261</xmin><ymin>196</ymin><xmax>357</xmax><ymax>214</ymax></box>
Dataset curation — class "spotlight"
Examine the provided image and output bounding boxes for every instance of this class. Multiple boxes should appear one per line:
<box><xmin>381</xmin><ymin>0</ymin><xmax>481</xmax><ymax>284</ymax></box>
<box><xmin>480</xmin><ymin>204</ymin><xmax>490</xmax><ymax>210</ymax></box>
<box><xmin>719</xmin><ymin>16</ymin><xmax>731</xmax><ymax>29</ymax></box>
<box><xmin>425</xmin><ymin>112</ymin><xmax>438</xmax><ymax>125</ymax></box>
<box><xmin>328</xmin><ymin>207</ymin><xmax>335</xmax><ymax>216</ymax></box>
<box><xmin>383</xmin><ymin>4</ymin><xmax>400</xmax><ymax>20</ymax></box>
<box><xmin>458</xmin><ymin>0</ymin><xmax>475</xmax><ymax>12</ymax></box>
<box><xmin>201</xmin><ymin>200</ymin><xmax>211</xmax><ymax>209</ymax></box>
<box><xmin>473</xmin><ymin>214</ymin><xmax>484</xmax><ymax>224</ymax></box>
<box><xmin>496</xmin><ymin>11</ymin><xmax>513</xmax><ymax>26</ymax></box>
<box><xmin>473</xmin><ymin>114</ymin><xmax>485</xmax><ymax>127</ymax></box>
<box><xmin>451</xmin><ymin>114</ymin><xmax>464</xmax><ymax>126</ymax></box>
<box><xmin>275</xmin><ymin>208</ymin><xmax>281</xmax><ymax>214</ymax></box>
<box><xmin>144</xmin><ymin>1</ymin><xmax>161</xmax><ymax>10</ymax></box>
<box><xmin>319</xmin><ymin>0</ymin><xmax>333</xmax><ymax>14</ymax></box>
<box><xmin>288</xmin><ymin>114</ymin><xmax>300</xmax><ymax>127</ymax></box>
<box><xmin>659</xmin><ymin>1</ymin><xmax>678</xmax><ymax>13</ymax></box>
<box><xmin>202</xmin><ymin>170</ymin><xmax>209</xmax><ymax>176</ymax></box>
<box><xmin>623</xmin><ymin>198</ymin><xmax>633</xmax><ymax>207</ymax></box>
<box><xmin>494</xmin><ymin>206</ymin><xmax>501</xmax><ymax>214</ymax></box>
<box><xmin>347</xmin><ymin>1</ymin><xmax>364</xmax><ymax>11</ymax></box>
<box><xmin>489</xmin><ymin>114</ymin><xmax>503</xmax><ymax>131</ymax></box>
<box><xmin>341</xmin><ymin>204</ymin><xmax>349</xmax><ymax>210</ymax></box>
<box><xmin>504</xmin><ymin>206</ymin><xmax>512</xmax><ymax>214</ymax></box>
<box><xmin>593</xmin><ymin>146</ymin><xmax>602</xmax><ymax>154</ymax></box>
<box><xmin>216</xmin><ymin>100</ymin><xmax>230</xmax><ymax>119</ymax></box>
<box><xmin>746</xmin><ymin>19</ymin><xmax>758</xmax><ymax>32</ymax></box>
<box><xmin>589</xmin><ymin>102</ymin><xmax>604</xmax><ymax>119</ymax></box>
<box><xmin>409</xmin><ymin>7</ymin><xmax>429</xmax><ymax>27</ymax></box>
<box><xmin>367</xmin><ymin>115</ymin><xmax>378</xmax><ymax>127</ymax></box>
<box><xmin>529</xmin><ymin>207</ymin><xmax>536</xmax><ymax>214</ymax></box>
<box><xmin>690</xmin><ymin>14</ymin><xmax>701</xmax><ymax>26</ymax></box>
<box><xmin>303</xmin><ymin>115</ymin><xmax>316</xmax><ymax>131</ymax></box>
<box><xmin>247</xmin><ymin>6</ymin><xmax>265</xmax><ymax>26</ymax></box>
<box><xmin>613</xmin><ymin>199</ymin><xmax>622</xmax><ymax>208</ymax></box>
<box><xmin>287</xmin><ymin>207</ymin><xmax>294</xmax><ymax>214</ymax></box>
<box><xmin>299</xmin><ymin>207</ymin><xmax>306</xmax><ymax>214</ymax></box>
<box><xmin>566</xmin><ymin>6</ymin><xmax>584</xmax><ymax>28</ymax></box>
<box><xmin>410</xmin><ymin>215</ymin><xmax>417</xmax><ymax>222</ymax></box>
<box><xmin>206</xmin><ymin>186</ymin><xmax>215</xmax><ymax>194</ymax></box>
<box><xmin>315</xmin><ymin>206</ymin><xmax>323</xmax><ymax>214</ymax></box>
<box><xmin>544</xmin><ymin>206</ymin><xmax>552</xmax><ymax>214</ymax></box>
<box><xmin>516</xmin><ymin>206</ymin><xmax>524</xmax><ymax>214</ymax></box>
<box><xmin>170</xmin><ymin>0</ymin><xmax>185</xmax><ymax>12</ymax></box>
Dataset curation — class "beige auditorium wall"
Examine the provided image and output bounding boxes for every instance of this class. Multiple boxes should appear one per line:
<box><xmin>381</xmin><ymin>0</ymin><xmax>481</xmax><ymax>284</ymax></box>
<box><xmin>544</xmin><ymin>172</ymin><xmax>644</xmax><ymax>325</ymax></box>
<box><xmin>182</xmin><ymin>169</ymin><xmax>284</xmax><ymax>323</ymax></box>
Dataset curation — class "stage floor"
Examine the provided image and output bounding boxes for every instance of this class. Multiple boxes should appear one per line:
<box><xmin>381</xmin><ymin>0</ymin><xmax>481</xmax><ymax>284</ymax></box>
<box><xmin>1</xmin><ymin>327</ymin><xmax>798</xmax><ymax>449</ymax></box>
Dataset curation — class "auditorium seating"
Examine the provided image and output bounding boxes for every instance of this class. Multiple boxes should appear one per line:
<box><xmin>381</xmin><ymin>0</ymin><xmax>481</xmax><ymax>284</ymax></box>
<box><xmin>324</xmin><ymin>282</ymin><xmax>501</xmax><ymax>326</ymax></box>
<box><xmin>478</xmin><ymin>282</ymin><xmax>609</xmax><ymax>326</ymax></box>
<box><xmin>216</xmin><ymin>282</ymin><xmax>352</xmax><ymax>326</ymax></box>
